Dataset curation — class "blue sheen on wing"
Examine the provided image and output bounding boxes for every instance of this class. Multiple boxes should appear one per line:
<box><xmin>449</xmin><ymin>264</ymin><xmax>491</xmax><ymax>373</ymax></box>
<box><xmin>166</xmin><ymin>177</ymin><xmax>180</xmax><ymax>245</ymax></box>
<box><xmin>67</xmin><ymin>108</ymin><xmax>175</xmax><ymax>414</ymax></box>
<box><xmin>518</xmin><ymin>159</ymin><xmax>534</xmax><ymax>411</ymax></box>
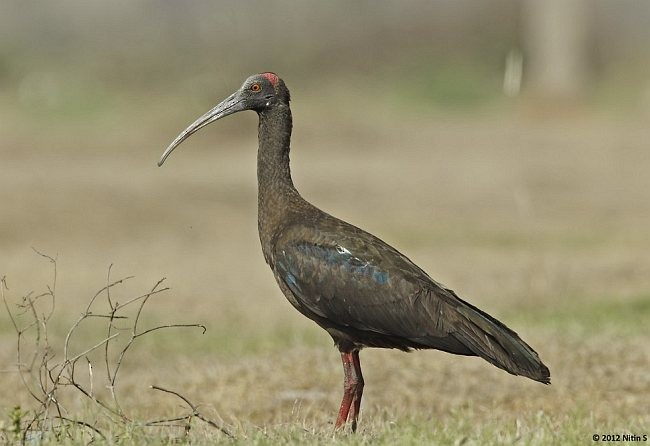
<box><xmin>289</xmin><ymin>243</ymin><xmax>390</xmax><ymax>286</ymax></box>
<box><xmin>277</xmin><ymin>260</ymin><xmax>302</xmax><ymax>293</ymax></box>
<box><xmin>285</xmin><ymin>271</ymin><xmax>301</xmax><ymax>293</ymax></box>
<box><xmin>373</xmin><ymin>270</ymin><xmax>389</xmax><ymax>285</ymax></box>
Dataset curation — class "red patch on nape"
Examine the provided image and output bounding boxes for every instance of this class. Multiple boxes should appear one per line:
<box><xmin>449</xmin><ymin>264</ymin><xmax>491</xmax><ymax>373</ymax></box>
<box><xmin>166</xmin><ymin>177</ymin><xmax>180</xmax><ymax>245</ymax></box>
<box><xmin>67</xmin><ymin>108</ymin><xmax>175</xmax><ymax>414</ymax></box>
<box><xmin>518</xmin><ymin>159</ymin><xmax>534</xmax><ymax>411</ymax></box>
<box><xmin>261</xmin><ymin>72</ymin><xmax>280</xmax><ymax>88</ymax></box>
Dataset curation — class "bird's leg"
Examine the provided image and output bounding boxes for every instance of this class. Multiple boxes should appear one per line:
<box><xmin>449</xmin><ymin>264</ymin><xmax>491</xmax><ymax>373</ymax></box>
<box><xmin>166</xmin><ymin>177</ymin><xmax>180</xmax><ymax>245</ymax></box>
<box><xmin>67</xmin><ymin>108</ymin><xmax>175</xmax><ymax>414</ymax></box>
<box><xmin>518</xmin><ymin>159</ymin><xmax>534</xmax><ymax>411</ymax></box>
<box><xmin>348</xmin><ymin>350</ymin><xmax>364</xmax><ymax>432</ymax></box>
<box><xmin>334</xmin><ymin>350</ymin><xmax>364</xmax><ymax>432</ymax></box>
<box><xmin>335</xmin><ymin>352</ymin><xmax>354</xmax><ymax>429</ymax></box>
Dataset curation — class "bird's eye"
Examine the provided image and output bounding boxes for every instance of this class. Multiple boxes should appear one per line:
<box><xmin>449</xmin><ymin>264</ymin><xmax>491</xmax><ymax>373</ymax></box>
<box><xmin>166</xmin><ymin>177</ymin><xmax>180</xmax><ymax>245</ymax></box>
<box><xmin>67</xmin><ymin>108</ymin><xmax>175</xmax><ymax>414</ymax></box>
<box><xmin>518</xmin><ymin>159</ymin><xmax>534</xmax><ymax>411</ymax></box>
<box><xmin>250</xmin><ymin>83</ymin><xmax>261</xmax><ymax>92</ymax></box>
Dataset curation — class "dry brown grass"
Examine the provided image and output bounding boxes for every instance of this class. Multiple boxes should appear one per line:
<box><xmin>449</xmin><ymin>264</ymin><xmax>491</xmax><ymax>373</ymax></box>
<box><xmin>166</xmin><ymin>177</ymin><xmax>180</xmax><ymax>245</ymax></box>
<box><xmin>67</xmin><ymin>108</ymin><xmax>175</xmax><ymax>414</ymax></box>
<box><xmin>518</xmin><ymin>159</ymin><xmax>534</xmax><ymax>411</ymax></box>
<box><xmin>1</xmin><ymin>91</ymin><xmax>649</xmax><ymax>442</ymax></box>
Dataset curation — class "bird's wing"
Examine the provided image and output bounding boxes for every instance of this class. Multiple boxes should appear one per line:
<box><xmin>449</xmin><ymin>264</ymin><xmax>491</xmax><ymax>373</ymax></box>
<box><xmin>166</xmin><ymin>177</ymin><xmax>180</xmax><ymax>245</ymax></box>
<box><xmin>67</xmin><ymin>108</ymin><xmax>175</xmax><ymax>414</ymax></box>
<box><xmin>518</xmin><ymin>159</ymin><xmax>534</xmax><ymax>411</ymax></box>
<box><xmin>271</xmin><ymin>221</ymin><xmax>460</xmax><ymax>341</ymax></box>
<box><xmin>271</xmin><ymin>221</ymin><xmax>551</xmax><ymax>384</ymax></box>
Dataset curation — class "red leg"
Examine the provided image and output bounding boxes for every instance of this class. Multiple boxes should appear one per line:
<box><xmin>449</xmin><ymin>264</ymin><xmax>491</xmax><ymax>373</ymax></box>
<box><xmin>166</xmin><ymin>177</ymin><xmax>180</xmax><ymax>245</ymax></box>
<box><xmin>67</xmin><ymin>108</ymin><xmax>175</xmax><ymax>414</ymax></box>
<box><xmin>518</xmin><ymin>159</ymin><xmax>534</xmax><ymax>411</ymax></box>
<box><xmin>348</xmin><ymin>350</ymin><xmax>364</xmax><ymax>432</ymax></box>
<box><xmin>334</xmin><ymin>350</ymin><xmax>364</xmax><ymax>432</ymax></box>
<box><xmin>335</xmin><ymin>352</ymin><xmax>354</xmax><ymax>429</ymax></box>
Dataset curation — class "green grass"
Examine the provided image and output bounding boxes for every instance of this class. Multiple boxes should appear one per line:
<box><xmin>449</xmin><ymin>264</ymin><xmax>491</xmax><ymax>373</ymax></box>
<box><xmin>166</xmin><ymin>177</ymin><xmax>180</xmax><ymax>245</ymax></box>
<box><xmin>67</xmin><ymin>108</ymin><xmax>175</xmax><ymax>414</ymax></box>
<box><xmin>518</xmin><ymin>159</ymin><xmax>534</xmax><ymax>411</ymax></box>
<box><xmin>510</xmin><ymin>293</ymin><xmax>650</xmax><ymax>337</ymax></box>
<box><xmin>4</xmin><ymin>405</ymin><xmax>646</xmax><ymax>445</ymax></box>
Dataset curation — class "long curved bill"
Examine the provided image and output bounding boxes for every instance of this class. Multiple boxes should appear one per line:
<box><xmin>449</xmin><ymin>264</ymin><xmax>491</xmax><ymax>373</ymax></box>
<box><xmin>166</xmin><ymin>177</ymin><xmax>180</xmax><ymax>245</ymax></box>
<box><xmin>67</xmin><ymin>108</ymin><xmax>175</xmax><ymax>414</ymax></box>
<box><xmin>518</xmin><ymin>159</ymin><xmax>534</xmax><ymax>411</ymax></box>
<box><xmin>157</xmin><ymin>92</ymin><xmax>244</xmax><ymax>166</ymax></box>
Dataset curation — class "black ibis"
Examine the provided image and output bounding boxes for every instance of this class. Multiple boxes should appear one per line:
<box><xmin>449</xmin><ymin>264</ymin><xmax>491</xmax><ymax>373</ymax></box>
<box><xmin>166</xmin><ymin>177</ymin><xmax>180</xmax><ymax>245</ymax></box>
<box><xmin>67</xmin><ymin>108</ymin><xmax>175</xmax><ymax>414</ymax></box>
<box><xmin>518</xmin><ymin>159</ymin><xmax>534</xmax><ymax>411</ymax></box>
<box><xmin>158</xmin><ymin>72</ymin><xmax>550</xmax><ymax>431</ymax></box>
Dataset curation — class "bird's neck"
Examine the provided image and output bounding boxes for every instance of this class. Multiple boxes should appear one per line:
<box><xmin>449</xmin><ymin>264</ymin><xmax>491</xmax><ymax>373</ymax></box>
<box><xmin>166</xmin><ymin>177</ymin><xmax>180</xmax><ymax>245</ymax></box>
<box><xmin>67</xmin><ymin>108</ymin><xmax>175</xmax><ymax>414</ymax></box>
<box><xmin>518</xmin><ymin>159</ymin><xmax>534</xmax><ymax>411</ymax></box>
<box><xmin>256</xmin><ymin>104</ymin><xmax>302</xmax><ymax>257</ymax></box>
<box><xmin>257</xmin><ymin>104</ymin><xmax>295</xmax><ymax>195</ymax></box>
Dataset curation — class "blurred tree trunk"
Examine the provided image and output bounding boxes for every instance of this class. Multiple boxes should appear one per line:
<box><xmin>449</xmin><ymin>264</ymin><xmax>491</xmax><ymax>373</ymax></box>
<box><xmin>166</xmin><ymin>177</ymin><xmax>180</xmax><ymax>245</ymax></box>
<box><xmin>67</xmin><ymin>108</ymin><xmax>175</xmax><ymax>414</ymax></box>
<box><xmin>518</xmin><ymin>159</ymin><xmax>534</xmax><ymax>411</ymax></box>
<box><xmin>523</xmin><ymin>0</ymin><xmax>590</xmax><ymax>99</ymax></box>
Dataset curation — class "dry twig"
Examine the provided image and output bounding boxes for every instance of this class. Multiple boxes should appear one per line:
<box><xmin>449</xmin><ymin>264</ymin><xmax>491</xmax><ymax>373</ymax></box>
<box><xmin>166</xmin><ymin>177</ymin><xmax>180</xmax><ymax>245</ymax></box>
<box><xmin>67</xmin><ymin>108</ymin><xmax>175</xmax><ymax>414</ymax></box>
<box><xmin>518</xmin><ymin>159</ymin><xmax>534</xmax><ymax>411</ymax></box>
<box><xmin>149</xmin><ymin>385</ymin><xmax>235</xmax><ymax>439</ymax></box>
<box><xmin>1</xmin><ymin>252</ymin><xmax>232</xmax><ymax>443</ymax></box>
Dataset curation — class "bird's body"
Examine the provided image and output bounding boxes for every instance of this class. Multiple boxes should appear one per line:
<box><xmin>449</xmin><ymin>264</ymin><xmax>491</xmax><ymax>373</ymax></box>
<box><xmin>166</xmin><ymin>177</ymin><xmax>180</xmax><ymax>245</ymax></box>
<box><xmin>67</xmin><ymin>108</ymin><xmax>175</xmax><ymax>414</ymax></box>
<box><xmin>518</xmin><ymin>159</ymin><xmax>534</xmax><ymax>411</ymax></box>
<box><xmin>159</xmin><ymin>72</ymin><xmax>550</xmax><ymax>431</ymax></box>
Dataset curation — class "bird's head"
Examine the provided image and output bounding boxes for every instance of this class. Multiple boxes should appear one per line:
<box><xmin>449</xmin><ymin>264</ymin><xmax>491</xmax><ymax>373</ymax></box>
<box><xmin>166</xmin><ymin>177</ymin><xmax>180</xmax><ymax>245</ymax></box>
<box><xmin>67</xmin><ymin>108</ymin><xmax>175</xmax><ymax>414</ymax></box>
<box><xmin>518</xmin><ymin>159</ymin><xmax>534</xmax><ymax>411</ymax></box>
<box><xmin>158</xmin><ymin>72</ymin><xmax>289</xmax><ymax>166</ymax></box>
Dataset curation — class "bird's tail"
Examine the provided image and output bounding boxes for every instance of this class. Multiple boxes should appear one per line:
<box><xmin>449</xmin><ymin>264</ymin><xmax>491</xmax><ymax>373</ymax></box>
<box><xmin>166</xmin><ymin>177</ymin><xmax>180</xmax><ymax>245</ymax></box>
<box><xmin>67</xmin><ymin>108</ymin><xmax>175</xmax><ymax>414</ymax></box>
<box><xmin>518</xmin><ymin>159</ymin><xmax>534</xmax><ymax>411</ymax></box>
<box><xmin>450</xmin><ymin>295</ymin><xmax>551</xmax><ymax>384</ymax></box>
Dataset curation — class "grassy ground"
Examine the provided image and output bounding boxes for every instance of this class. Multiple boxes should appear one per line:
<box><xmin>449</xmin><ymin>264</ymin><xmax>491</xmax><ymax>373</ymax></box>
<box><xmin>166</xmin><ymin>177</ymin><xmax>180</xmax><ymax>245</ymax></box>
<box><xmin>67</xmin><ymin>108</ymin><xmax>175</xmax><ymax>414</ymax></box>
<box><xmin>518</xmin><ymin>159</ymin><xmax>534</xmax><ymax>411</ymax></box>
<box><xmin>1</xmin><ymin>85</ymin><xmax>649</xmax><ymax>443</ymax></box>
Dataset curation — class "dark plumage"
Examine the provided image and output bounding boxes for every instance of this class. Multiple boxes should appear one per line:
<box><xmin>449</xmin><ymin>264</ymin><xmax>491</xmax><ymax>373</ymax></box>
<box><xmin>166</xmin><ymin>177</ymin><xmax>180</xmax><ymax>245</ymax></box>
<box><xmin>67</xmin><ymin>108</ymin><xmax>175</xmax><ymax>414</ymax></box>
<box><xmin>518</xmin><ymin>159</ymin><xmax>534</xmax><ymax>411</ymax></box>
<box><xmin>158</xmin><ymin>72</ymin><xmax>550</xmax><ymax>431</ymax></box>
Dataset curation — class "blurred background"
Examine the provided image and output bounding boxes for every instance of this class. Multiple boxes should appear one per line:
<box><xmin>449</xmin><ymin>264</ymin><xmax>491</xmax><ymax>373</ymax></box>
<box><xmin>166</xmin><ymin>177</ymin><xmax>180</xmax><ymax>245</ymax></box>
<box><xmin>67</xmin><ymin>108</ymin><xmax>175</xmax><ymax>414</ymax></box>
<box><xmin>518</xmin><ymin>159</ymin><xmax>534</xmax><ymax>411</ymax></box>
<box><xmin>0</xmin><ymin>0</ymin><xmax>648</xmax><ymax>434</ymax></box>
